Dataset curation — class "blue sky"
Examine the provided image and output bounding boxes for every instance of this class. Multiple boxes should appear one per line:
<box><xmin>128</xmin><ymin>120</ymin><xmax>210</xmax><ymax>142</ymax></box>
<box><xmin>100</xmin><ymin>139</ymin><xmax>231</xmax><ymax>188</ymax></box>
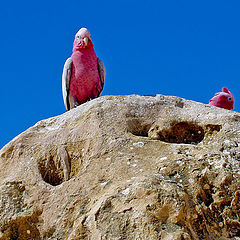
<box><xmin>1</xmin><ymin>1</ymin><xmax>240</xmax><ymax>148</ymax></box>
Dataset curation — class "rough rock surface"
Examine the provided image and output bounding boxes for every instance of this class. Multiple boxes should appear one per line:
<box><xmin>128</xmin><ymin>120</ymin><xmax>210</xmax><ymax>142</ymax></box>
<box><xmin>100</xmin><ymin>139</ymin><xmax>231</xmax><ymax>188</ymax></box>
<box><xmin>0</xmin><ymin>95</ymin><xmax>240</xmax><ymax>240</ymax></box>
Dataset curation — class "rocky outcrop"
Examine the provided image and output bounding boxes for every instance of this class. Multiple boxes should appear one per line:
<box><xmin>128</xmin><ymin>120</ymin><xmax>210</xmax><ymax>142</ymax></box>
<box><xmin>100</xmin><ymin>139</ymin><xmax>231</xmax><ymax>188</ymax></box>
<box><xmin>0</xmin><ymin>94</ymin><xmax>240</xmax><ymax>239</ymax></box>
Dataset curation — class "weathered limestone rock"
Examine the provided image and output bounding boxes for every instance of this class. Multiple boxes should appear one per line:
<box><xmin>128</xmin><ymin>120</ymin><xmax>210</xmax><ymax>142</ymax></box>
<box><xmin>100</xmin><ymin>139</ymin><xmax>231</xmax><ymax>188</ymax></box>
<box><xmin>0</xmin><ymin>94</ymin><xmax>240</xmax><ymax>239</ymax></box>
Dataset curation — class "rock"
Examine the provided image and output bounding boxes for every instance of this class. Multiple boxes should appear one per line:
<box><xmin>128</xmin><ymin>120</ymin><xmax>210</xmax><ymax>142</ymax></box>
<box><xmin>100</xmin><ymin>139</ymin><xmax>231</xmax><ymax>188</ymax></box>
<box><xmin>0</xmin><ymin>94</ymin><xmax>240</xmax><ymax>239</ymax></box>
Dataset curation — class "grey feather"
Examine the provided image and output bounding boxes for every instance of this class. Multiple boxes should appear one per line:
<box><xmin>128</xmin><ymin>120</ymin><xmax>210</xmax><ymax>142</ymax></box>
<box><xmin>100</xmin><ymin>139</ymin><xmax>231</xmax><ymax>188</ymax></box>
<box><xmin>97</xmin><ymin>58</ymin><xmax>106</xmax><ymax>91</ymax></box>
<box><xmin>62</xmin><ymin>57</ymin><xmax>72</xmax><ymax>111</ymax></box>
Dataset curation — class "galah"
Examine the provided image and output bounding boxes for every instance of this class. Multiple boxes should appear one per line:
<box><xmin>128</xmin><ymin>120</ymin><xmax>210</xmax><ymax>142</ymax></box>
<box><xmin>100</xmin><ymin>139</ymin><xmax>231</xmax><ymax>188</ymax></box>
<box><xmin>62</xmin><ymin>27</ymin><xmax>106</xmax><ymax>111</ymax></box>
<box><xmin>209</xmin><ymin>87</ymin><xmax>234</xmax><ymax>110</ymax></box>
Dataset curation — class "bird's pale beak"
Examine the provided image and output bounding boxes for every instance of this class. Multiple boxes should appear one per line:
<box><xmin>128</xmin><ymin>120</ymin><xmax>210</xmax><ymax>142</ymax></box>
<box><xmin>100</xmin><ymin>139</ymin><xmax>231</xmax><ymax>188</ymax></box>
<box><xmin>83</xmin><ymin>37</ymin><xmax>89</xmax><ymax>46</ymax></box>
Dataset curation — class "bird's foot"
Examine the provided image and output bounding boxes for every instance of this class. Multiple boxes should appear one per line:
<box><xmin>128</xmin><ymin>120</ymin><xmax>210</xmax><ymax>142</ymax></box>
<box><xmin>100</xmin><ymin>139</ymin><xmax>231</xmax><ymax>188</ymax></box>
<box><xmin>74</xmin><ymin>102</ymin><xmax>79</xmax><ymax>108</ymax></box>
<box><xmin>69</xmin><ymin>94</ymin><xmax>80</xmax><ymax>109</ymax></box>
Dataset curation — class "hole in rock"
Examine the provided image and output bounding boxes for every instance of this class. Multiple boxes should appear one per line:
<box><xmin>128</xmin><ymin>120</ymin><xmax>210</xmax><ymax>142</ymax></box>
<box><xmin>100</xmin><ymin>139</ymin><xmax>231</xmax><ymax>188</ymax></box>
<box><xmin>129</xmin><ymin>120</ymin><xmax>205</xmax><ymax>145</ymax></box>
<box><xmin>128</xmin><ymin>119</ymin><xmax>207</xmax><ymax>145</ymax></box>
<box><xmin>127</xmin><ymin>119</ymin><xmax>151</xmax><ymax>137</ymax></box>
<box><xmin>147</xmin><ymin>121</ymin><xmax>205</xmax><ymax>144</ymax></box>
<box><xmin>38</xmin><ymin>156</ymin><xmax>64</xmax><ymax>186</ymax></box>
<box><xmin>155</xmin><ymin>122</ymin><xmax>205</xmax><ymax>144</ymax></box>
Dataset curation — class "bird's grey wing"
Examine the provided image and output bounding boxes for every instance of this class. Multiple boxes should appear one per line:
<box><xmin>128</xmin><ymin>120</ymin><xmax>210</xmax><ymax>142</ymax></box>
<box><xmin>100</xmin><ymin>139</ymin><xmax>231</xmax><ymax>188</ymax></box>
<box><xmin>97</xmin><ymin>58</ymin><xmax>106</xmax><ymax>92</ymax></box>
<box><xmin>62</xmin><ymin>57</ymin><xmax>72</xmax><ymax>111</ymax></box>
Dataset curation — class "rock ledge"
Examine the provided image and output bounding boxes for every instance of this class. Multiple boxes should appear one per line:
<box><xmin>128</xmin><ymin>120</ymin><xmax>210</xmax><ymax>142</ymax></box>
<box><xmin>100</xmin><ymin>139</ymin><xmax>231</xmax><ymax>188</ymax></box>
<box><xmin>0</xmin><ymin>95</ymin><xmax>240</xmax><ymax>239</ymax></box>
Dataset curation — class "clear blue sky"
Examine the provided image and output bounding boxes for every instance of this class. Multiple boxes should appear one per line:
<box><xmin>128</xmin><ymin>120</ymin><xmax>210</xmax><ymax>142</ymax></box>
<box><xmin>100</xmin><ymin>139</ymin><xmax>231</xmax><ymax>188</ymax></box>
<box><xmin>1</xmin><ymin>1</ymin><xmax>240</xmax><ymax>148</ymax></box>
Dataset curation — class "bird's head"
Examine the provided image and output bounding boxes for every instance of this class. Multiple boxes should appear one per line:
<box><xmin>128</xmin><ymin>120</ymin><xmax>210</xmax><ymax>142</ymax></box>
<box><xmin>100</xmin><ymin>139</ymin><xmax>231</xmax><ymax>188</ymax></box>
<box><xmin>73</xmin><ymin>27</ymin><xmax>94</xmax><ymax>51</ymax></box>
<box><xmin>209</xmin><ymin>87</ymin><xmax>234</xmax><ymax>110</ymax></box>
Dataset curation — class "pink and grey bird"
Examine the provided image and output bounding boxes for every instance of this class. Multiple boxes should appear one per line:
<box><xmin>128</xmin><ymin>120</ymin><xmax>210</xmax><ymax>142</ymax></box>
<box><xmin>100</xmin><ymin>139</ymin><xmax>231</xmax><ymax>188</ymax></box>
<box><xmin>62</xmin><ymin>27</ymin><xmax>106</xmax><ymax>111</ymax></box>
<box><xmin>209</xmin><ymin>87</ymin><xmax>234</xmax><ymax>110</ymax></box>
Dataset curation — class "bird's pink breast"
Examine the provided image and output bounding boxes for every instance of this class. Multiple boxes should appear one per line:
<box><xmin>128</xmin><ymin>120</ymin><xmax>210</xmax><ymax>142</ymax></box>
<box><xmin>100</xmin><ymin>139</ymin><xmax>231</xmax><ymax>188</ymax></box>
<box><xmin>69</xmin><ymin>48</ymin><xmax>101</xmax><ymax>103</ymax></box>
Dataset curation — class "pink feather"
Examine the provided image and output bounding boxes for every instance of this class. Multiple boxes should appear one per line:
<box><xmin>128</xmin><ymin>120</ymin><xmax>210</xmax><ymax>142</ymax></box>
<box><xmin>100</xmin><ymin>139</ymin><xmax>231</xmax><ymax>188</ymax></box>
<box><xmin>69</xmin><ymin>28</ymin><xmax>102</xmax><ymax>104</ymax></box>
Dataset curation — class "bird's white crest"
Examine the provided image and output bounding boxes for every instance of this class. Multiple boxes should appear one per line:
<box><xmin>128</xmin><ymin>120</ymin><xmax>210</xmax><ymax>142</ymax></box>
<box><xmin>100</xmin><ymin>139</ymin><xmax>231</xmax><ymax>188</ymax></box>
<box><xmin>76</xmin><ymin>27</ymin><xmax>91</xmax><ymax>39</ymax></box>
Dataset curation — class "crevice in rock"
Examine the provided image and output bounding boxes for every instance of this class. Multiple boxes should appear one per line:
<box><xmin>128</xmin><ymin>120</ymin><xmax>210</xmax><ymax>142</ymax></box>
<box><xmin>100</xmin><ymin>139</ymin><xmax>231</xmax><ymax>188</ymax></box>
<box><xmin>128</xmin><ymin>119</ymin><xmax>223</xmax><ymax>145</ymax></box>
<box><xmin>128</xmin><ymin>120</ymin><xmax>205</xmax><ymax>145</ymax></box>
<box><xmin>196</xmin><ymin>176</ymin><xmax>214</xmax><ymax>207</ymax></box>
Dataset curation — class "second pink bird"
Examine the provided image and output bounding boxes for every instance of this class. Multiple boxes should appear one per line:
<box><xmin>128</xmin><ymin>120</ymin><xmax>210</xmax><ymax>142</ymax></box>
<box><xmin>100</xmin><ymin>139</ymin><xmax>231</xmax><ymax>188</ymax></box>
<box><xmin>209</xmin><ymin>87</ymin><xmax>234</xmax><ymax>110</ymax></box>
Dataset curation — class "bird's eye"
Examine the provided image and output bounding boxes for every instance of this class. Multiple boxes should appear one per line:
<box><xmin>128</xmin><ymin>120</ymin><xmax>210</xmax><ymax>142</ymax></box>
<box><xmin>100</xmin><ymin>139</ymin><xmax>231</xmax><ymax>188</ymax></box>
<box><xmin>228</xmin><ymin>97</ymin><xmax>232</xmax><ymax>101</ymax></box>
